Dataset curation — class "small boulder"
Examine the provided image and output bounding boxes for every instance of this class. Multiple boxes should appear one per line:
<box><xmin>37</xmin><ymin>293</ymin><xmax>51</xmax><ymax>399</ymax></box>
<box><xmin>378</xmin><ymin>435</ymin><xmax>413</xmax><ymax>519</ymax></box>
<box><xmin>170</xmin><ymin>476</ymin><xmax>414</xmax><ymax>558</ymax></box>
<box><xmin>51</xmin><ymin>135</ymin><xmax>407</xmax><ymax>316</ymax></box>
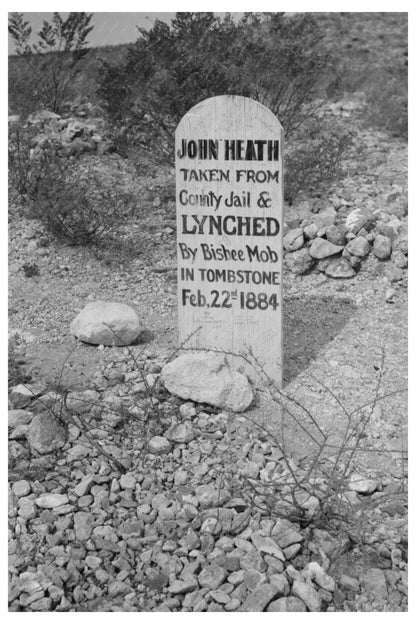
<box><xmin>309</xmin><ymin>238</ymin><xmax>344</xmax><ymax>259</ymax></box>
<box><xmin>70</xmin><ymin>301</ymin><xmax>143</xmax><ymax>346</ymax></box>
<box><xmin>161</xmin><ymin>352</ymin><xmax>253</xmax><ymax>413</ymax></box>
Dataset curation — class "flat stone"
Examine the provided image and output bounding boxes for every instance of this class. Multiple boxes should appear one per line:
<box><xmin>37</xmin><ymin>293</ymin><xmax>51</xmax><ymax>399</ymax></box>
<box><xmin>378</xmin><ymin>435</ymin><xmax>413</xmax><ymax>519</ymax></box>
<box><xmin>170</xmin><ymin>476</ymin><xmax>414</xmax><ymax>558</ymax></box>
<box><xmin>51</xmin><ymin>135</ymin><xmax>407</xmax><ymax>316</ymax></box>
<box><xmin>309</xmin><ymin>237</ymin><xmax>344</xmax><ymax>259</ymax></box>
<box><xmin>35</xmin><ymin>493</ymin><xmax>69</xmax><ymax>508</ymax></box>
<box><xmin>148</xmin><ymin>436</ymin><xmax>172</xmax><ymax>454</ymax></box>
<box><xmin>325</xmin><ymin>257</ymin><xmax>356</xmax><ymax>279</ymax></box>
<box><xmin>267</xmin><ymin>596</ymin><xmax>306</xmax><ymax>612</ymax></box>
<box><xmin>240</xmin><ymin>583</ymin><xmax>279</xmax><ymax>611</ymax></box>
<box><xmin>292</xmin><ymin>580</ymin><xmax>321</xmax><ymax>611</ymax></box>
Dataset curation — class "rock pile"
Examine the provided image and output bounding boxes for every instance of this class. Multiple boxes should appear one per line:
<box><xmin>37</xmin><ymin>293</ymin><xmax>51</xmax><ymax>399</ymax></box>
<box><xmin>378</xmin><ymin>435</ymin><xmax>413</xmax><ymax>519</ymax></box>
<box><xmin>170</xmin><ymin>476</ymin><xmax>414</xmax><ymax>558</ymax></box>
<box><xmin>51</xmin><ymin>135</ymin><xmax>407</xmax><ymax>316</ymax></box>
<box><xmin>8</xmin><ymin>352</ymin><xmax>408</xmax><ymax>612</ymax></box>
<box><xmin>9</xmin><ymin>108</ymin><xmax>114</xmax><ymax>158</ymax></box>
<box><xmin>283</xmin><ymin>198</ymin><xmax>407</xmax><ymax>280</ymax></box>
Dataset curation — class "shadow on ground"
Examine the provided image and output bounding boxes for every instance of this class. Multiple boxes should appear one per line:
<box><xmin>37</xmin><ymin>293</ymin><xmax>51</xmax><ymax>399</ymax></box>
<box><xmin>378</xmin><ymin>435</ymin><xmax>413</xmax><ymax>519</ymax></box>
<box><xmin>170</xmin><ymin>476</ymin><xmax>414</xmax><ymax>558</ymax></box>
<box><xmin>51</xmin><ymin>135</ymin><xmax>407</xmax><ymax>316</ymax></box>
<box><xmin>283</xmin><ymin>294</ymin><xmax>357</xmax><ymax>385</ymax></box>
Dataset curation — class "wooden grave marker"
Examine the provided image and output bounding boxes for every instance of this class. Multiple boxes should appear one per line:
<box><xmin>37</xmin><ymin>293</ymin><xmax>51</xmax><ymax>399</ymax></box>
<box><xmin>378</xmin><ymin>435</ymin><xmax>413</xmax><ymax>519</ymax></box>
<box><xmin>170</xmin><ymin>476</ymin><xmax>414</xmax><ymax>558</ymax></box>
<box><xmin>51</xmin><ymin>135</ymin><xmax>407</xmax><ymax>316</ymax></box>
<box><xmin>176</xmin><ymin>95</ymin><xmax>283</xmax><ymax>387</ymax></box>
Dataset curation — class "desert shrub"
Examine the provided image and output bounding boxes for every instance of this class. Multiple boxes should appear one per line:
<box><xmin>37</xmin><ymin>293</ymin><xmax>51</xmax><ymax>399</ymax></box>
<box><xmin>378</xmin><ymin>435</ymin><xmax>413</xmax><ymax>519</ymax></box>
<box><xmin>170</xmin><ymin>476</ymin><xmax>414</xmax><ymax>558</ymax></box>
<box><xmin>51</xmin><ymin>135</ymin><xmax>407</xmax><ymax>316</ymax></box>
<box><xmin>8</xmin><ymin>123</ymin><xmax>136</xmax><ymax>245</ymax></box>
<box><xmin>8</xmin><ymin>334</ymin><xmax>31</xmax><ymax>389</ymax></box>
<box><xmin>8</xmin><ymin>12</ymin><xmax>93</xmax><ymax>116</ymax></box>
<box><xmin>21</xmin><ymin>261</ymin><xmax>40</xmax><ymax>278</ymax></box>
<box><xmin>97</xmin><ymin>12</ymin><xmax>339</xmax><ymax>166</ymax></box>
<box><xmin>363</xmin><ymin>69</ymin><xmax>407</xmax><ymax>139</ymax></box>
<box><xmin>285</xmin><ymin>120</ymin><xmax>355</xmax><ymax>202</ymax></box>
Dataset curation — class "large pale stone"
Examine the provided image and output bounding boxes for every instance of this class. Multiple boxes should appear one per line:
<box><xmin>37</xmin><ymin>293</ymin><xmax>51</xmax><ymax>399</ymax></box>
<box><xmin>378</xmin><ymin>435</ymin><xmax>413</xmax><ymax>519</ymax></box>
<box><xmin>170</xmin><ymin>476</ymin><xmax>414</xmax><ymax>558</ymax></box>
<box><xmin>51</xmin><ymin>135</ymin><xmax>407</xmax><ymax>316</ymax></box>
<box><xmin>161</xmin><ymin>352</ymin><xmax>253</xmax><ymax>412</ymax></box>
<box><xmin>70</xmin><ymin>301</ymin><xmax>143</xmax><ymax>346</ymax></box>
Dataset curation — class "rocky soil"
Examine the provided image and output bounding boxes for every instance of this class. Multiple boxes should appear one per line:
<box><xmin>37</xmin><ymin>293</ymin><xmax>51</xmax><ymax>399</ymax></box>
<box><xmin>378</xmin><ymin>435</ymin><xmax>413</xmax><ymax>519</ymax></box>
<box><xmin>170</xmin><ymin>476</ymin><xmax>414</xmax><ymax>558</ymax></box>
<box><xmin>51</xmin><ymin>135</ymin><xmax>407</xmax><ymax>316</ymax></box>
<box><xmin>8</xmin><ymin>127</ymin><xmax>408</xmax><ymax>612</ymax></box>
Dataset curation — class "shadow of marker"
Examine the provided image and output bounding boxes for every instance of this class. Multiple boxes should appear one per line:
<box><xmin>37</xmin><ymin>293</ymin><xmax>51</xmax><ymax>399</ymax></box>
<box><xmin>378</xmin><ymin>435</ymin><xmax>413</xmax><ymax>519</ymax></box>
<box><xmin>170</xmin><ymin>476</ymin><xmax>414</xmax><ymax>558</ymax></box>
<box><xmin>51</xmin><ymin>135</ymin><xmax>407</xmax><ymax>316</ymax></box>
<box><xmin>283</xmin><ymin>294</ymin><xmax>357</xmax><ymax>385</ymax></box>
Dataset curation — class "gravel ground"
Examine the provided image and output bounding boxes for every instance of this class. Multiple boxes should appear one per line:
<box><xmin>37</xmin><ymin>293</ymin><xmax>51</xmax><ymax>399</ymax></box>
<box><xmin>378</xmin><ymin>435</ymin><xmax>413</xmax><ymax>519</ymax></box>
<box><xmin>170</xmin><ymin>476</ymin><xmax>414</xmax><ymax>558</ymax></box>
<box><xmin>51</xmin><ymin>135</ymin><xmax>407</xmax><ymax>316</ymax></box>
<box><xmin>8</xmin><ymin>115</ymin><xmax>408</xmax><ymax>611</ymax></box>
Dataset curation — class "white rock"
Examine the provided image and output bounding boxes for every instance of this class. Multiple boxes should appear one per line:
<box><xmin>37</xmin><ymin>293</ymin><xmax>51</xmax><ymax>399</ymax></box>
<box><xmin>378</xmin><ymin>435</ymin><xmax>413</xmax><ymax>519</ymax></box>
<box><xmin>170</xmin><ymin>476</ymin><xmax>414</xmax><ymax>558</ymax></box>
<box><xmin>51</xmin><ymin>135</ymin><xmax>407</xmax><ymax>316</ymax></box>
<box><xmin>70</xmin><ymin>301</ymin><xmax>143</xmax><ymax>346</ymax></box>
<box><xmin>161</xmin><ymin>352</ymin><xmax>253</xmax><ymax>413</ymax></box>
